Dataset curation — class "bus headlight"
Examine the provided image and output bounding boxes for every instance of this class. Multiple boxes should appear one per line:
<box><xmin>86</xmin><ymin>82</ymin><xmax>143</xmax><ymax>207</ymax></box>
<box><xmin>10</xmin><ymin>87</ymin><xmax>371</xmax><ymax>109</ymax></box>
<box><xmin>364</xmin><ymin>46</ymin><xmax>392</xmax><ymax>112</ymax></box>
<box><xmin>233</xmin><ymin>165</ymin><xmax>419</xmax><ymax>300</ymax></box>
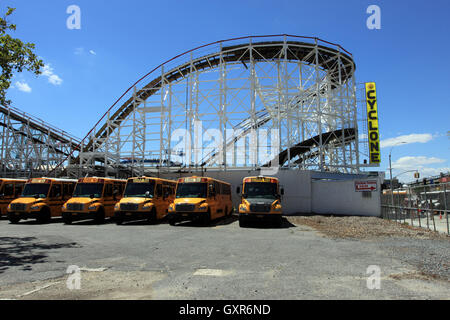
<box><xmin>88</xmin><ymin>205</ymin><xmax>98</xmax><ymax>211</ymax></box>
<box><xmin>168</xmin><ymin>205</ymin><xmax>174</xmax><ymax>212</ymax></box>
<box><xmin>239</xmin><ymin>204</ymin><xmax>248</xmax><ymax>212</ymax></box>
<box><xmin>273</xmin><ymin>205</ymin><xmax>282</xmax><ymax>212</ymax></box>
<box><xmin>114</xmin><ymin>203</ymin><xmax>120</xmax><ymax>211</ymax></box>
<box><xmin>30</xmin><ymin>205</ymin><xmax>40</xmax><ymax>210</ymax></box>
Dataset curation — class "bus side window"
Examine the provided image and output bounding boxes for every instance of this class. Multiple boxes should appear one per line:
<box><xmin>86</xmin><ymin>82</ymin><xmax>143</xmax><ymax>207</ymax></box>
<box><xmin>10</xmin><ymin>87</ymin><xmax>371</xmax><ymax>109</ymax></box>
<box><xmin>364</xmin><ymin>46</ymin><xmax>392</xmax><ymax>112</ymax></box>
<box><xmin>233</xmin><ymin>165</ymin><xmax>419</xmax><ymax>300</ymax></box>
<box><xmin>156</xmin><ymin>184</ymin><xmax>163</xmax><ymax>198</ymax></box>
<box><xmin>215</xmin><ymin>182</ymin><xmax>220</xmax><ymax>195</ymax></box>
<box><xmin>63</xmin><ymin>184</ymin><xmax>69</xmax><ymax>198</ymax></box>
<box><xmin>4</xmin><ymin>183</ymin><xmax>14</xmax><ymax>197</ymax></box>
<box><xmin>15</xmin><ymin>184</ymin><xmax>24</xmax><ymax>197</ymax></box>
<box><xmin>104</xmin><ymin>184</ymin><xmax>113</xmax><ymax>198</ymax></box>
<box><xmin>69</xmin><ymin>183</ymin><xmax>75</xmax><ymax>196</ymax></box>
<box><xmin>50</xmin><ymin>184</ymin><xmax>62</xmax><ymax>198</ymax></box>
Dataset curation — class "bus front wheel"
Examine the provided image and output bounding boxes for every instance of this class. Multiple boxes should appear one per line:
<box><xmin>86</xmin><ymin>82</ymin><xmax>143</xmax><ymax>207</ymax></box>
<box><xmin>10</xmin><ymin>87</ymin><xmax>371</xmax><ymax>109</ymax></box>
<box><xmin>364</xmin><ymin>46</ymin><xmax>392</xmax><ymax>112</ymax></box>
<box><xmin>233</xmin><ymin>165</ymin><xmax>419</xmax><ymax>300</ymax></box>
<box><xmin>62</xmin><ymin>213</ymin><xmax>73</xmax><ymax>225</ymax></box>
<box><xmin>94</xmin><ymin>208</ymin><xmax>105</xmax><ymax>224</ymax></box>
<box><xmin>147</xmin><ymin>209</ymin><xmax>157</xmax><ymax>224</ymax></box>
<box><xmin>8</xmin><ymin>214</ymin><xmax>20</xmax><ymax>224</ymax></box>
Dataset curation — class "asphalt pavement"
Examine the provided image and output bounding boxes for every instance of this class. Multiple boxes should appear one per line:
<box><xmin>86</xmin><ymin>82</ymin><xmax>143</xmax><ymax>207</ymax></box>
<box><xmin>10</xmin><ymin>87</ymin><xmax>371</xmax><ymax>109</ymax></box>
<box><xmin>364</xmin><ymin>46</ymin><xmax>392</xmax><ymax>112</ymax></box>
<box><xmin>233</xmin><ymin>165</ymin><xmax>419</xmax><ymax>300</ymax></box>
<box><xmin>0</xmin><ymin>215</ymin><xmax>448</xmax><ymax>299</ymax></box>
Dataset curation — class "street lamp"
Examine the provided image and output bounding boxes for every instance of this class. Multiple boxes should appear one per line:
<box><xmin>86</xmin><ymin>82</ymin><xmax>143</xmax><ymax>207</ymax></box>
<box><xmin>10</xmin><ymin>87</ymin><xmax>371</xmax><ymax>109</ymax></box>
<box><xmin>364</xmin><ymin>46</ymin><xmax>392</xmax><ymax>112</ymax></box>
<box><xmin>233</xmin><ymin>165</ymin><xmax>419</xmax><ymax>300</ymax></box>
<box><xmin>388</xmin><ymin>141</ymin><xmax>407</xmax><ymax>219</ymax></box>
<box><xmin>389</xmin><ymin>141</ymin><xmax>407</xmax><ymax>191</ymax></box>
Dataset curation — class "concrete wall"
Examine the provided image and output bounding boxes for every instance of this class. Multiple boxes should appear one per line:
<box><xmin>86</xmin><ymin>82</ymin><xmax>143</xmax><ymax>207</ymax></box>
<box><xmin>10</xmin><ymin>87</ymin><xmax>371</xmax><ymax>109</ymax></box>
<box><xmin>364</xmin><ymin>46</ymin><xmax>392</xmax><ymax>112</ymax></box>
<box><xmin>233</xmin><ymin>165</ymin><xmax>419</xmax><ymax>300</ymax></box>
<box><xmin>159</xmin><ymin>169</ymin><xmax>381</xmax><ymax>217</ymax></box>
<box><xmin>311</xmin><ymin>179</ymin><xmax>381</xmax><ymax>217</ymax></box>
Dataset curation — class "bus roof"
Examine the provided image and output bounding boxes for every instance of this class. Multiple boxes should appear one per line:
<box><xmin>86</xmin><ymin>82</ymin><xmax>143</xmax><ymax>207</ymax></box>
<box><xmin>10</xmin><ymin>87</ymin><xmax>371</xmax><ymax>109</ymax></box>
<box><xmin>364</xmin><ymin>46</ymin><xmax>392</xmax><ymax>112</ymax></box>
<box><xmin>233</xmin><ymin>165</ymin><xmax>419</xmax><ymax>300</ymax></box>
<box><xmin>27</xmin><ymin>177</ymin><xmax>78</xmax><ymax>183</ymax></box>
<box><xmin>0</xmin><ymin>178</ymin><xmax>28</xmax><ymax>182</ymax></box>
<box><xmin>127</xmin><ymin>176</ymin><xmax>176</xmax><ymax>184</ymax></box>
<box><xmin>177</xmin><ymin>176</ymin><xmax>230</xmax><ymax>185</ymax></box>
<box><xmin>243</xmin><ymin>176</ymin><xmax>279</xmax><ymax>183</ymax></box>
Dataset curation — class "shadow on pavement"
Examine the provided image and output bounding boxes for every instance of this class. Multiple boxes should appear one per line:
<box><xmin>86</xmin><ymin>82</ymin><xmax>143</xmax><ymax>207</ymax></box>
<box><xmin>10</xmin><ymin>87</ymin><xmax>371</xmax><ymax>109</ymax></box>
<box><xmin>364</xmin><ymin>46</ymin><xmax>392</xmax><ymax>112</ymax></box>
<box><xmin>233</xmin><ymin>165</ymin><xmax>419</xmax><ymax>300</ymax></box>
<box><xmin>239</xmin><ymin>217</ymin><xmax>296</xmax><ymax>229</ymax></box>
<box><xmin>173</xmin><ymin>214</ymin><xmax>238</xmax><ymax>228</ymax></box>
<box><xmin>0</xmin><ymin>236</ymin><xmax>80</xmax><ymax>274</ymax></box>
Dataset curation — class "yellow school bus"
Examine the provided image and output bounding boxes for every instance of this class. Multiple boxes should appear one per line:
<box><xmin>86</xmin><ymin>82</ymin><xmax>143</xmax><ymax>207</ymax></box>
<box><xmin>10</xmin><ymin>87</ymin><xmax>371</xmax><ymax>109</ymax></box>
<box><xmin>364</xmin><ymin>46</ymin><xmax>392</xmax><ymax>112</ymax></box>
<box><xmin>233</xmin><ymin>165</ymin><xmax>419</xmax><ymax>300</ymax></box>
<box><xmin>114</xmin><ymin>176</ymin><xmax>177</xmax><ymax>225</ymax></box>
<box><xmin>0</xmin><ymin>178</ymin><xmax>27</xmax><ymax>217</ymax></box>
<box><xmin>7</xmin><ymin>177</ymin><xmax>77</xmax><ymax>224</ymax></box>
<box><xmin>236</xmin><ymin>176</ymin><xmax>284</xmax><ymax>227</ymax></box>
<box><xmin>168</xmin><ymin>176</ymin><xmax>232</xmax><ymax>225</ymax></box>
<box><xmin>62</xmin><ymin>177</ymin><xmax>126</xmax><ymax>224</ymax></box>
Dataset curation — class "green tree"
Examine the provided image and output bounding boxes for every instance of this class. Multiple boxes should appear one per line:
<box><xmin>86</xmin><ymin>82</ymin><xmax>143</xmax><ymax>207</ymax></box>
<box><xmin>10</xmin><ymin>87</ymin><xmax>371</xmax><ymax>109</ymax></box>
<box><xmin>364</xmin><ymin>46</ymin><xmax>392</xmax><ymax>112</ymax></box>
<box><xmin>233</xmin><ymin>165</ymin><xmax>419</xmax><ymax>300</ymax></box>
<box><xmin>0</xmin><ymin>7</ymin><xmax>44</xmax><ymax>106</ymax></box>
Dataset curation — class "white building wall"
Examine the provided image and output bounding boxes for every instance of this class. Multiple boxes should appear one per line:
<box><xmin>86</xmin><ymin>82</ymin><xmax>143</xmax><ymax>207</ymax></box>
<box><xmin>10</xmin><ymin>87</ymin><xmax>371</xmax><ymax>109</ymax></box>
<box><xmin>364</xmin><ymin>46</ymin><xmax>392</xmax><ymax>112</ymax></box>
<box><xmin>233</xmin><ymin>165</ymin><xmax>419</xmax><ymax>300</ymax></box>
<box><xmin>311</xmin><ymin>179</ymin><xmax>381</xmax><ymax>217</ymax></box>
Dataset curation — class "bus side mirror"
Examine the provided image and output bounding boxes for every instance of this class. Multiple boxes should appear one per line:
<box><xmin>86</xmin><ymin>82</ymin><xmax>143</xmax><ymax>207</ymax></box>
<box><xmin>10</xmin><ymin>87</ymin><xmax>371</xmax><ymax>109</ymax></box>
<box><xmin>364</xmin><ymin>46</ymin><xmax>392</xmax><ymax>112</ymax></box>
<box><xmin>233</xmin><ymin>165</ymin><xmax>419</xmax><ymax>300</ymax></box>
<box><xmin>236</xmin><ymin>186</ymin><xmax>240</xmax><ymax>194</ymax></box>
<box><xmin>145</xmin><ymin>191</ymin><xmax>150</xmax><ymax>198</ymax></box>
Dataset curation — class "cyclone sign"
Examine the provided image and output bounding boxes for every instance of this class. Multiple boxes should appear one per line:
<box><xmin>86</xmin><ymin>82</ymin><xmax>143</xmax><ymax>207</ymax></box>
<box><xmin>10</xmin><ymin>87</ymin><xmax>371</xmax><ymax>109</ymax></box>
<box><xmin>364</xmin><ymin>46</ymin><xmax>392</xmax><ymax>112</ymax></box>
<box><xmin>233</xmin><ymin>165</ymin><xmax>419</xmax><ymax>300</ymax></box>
<box><xmin>365</xmin><ymin>82</ymin><xmax>380</xmax><ymax>164</ymax></box>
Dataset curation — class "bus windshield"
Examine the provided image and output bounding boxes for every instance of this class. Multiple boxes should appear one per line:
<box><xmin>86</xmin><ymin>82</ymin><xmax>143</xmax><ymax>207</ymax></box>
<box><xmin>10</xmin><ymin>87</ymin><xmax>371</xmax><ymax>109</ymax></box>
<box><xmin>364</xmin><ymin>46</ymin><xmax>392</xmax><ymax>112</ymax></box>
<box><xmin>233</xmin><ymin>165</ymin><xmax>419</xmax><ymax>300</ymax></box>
<box><xmin>22</xmin><ymin>184</ymin><xmax>50</xmax><ymax>198</ymax></box>
<box><xmin>72</xmin><ymin>183</ymin><xmax>104</xmax><ymax>198</ymax></box>
<box><xmin>124</xmin><ymin>181</ymin><xmax>155</xmax><ymax>198</ymax></box>
<box><xmin>176</xmin><ymin>183</ymin><xmax>207</xmax><ymax>198</ymax></box>
<box><xmin>243</xmin><ymin>182</ymin><xmax>278</xmax><ymax>199</ymax></box>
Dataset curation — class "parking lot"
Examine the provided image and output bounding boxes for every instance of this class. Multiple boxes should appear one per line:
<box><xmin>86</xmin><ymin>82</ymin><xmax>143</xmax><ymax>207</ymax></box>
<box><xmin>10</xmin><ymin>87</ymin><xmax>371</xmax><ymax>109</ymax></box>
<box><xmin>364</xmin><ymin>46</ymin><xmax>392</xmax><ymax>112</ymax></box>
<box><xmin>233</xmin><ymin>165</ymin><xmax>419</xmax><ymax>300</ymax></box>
<box><xmin>0</xmin><ymin>215</ymin><xmax>449</xmax><ymax>300</ymax></box>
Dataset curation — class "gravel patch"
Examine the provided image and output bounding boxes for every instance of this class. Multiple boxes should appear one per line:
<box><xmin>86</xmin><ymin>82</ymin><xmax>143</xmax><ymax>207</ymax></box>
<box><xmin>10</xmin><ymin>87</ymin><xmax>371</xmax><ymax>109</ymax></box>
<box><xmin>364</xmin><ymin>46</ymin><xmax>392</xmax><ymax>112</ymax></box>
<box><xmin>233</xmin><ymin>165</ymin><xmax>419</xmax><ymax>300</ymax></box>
<box><xmin>287</xmin><ymin>215</ymin><xmax>449</xmax><ymax>240</ymax></box>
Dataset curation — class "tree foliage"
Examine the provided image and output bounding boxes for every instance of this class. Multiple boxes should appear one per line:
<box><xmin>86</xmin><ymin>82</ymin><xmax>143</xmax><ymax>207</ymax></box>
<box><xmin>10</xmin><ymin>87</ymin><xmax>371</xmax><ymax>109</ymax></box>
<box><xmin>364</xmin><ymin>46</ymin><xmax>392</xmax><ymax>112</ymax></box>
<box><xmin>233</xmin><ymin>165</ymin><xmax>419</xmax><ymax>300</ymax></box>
<box><xmin>0</xmin><ymin>7</ymin><xmax>44</xmax><ymax>106</ymax></box>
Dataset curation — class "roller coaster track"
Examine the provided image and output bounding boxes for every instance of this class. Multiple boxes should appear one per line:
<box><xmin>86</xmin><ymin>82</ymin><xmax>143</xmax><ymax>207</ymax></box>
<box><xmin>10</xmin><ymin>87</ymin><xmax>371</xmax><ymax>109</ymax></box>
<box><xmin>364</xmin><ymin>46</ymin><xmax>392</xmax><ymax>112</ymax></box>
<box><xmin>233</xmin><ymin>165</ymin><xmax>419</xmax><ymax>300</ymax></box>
<box><xmin>0</xmin><ymin>105</ymin><xmax>82</xmax><ymax>154</ymax></box>
<box><xmin>83</xmin><ymin>36</ymin><xmax>354</xmax><ymax>153</ymax></box>
<box><xmin>0</xmin><ymin>105</ymin><xmax>82</xmax><ymax>176</ymax></box>
<box><xmin>48</xmin><ymin>34</ymin><xmax>356</xmax><ymax>175</ymax></box>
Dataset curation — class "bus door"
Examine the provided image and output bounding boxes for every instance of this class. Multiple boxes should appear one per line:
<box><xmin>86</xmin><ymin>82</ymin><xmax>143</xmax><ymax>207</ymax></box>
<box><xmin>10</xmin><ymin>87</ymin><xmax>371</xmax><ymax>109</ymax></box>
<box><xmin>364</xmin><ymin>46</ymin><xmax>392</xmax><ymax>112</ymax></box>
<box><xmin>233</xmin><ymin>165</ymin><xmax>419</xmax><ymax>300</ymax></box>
<box><xmin>102</xmin><ymin>183</ymin><xmax>115</xmax><ymax>217</ymax></box>
<box><xmin>208</xmin><ymin>181</ymin><xmax>219</xmax><ymax>218</ymax></box>
<box><xmin>48</xmin><ymin>183</ymin><xmax>63</xmax><ymax>216</ymax></box>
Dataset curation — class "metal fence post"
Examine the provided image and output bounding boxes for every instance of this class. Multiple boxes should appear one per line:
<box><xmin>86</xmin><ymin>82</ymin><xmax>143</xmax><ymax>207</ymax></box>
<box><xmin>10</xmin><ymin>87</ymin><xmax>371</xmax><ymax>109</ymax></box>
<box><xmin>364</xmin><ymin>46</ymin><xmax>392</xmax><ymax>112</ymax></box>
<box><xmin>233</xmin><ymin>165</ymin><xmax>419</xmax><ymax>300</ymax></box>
<box><xmin>443</xmin><ymin>182</ymin><xmax>449</xmax><ymax>235</ymax></box>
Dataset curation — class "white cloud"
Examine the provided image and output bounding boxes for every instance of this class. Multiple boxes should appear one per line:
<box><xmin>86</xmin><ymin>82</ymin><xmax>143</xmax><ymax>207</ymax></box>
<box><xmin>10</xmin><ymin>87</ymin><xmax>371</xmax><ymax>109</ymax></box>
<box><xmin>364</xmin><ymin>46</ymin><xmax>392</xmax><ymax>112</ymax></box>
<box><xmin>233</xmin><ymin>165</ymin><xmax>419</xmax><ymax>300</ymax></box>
<box><xmin>41</xmin><ymin>64</ymin><xmax>63</xmax><ymax>86</ymax></box>
<box><xmin>392</xmin><ymin>156</ymin><xmax>445</xmax><ymax>168</ymax></box>
<box><xmin>380</xmin><ymin>133</ymin><xmax>433</xmax><ymax>148</ymax></box>
<box><xmin>15</xmin><ymin>81</ymin><xmax>32</xmax><ymax>93</ymax></box>
<box><xmin>89</xmin><ymin>50</ymin><xmax>96</xmax><ymax>55</ymax></box>
<box><xmin>389</xmin><ymin>156</ymin><xmax>449</xmax><ymax>182</ymax></box>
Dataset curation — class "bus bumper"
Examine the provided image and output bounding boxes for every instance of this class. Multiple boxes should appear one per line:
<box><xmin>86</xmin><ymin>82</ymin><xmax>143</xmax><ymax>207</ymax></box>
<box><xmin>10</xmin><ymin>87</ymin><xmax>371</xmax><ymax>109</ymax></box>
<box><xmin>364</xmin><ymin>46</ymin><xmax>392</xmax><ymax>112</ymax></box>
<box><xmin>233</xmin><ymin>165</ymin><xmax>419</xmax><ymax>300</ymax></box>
<box><xmin>7</xmin><ymin>211</ymin><xmax>39</xmax><ymax>220</ymax></box>
<box><xmin>62</xmin><ymin>211</ymin><xmax>98</xmax><ymax>222</ymax></box>
<box><xmin>239</xmin><ymin>212</ymin><xmax>282</xmax><ymax>223</ymax></box>
<box><xmin>168</xmin><ymin>211</ymin><xmax>208</xmax><ymax>223</ymax></box>
<box><xmin>114</xmin><ymin>210</ymin><xmax>154</xmax><ymax>221</ymax></box>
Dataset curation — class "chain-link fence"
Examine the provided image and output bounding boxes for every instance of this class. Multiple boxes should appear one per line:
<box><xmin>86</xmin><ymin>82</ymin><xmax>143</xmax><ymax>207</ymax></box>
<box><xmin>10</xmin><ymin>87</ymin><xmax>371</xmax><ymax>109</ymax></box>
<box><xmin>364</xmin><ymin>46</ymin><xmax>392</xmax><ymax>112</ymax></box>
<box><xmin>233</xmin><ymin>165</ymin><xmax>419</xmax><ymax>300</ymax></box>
<box><xmin>381</xmin><ymin>182</ymin><xmax>449</xmax><ymax>235</ymax></box>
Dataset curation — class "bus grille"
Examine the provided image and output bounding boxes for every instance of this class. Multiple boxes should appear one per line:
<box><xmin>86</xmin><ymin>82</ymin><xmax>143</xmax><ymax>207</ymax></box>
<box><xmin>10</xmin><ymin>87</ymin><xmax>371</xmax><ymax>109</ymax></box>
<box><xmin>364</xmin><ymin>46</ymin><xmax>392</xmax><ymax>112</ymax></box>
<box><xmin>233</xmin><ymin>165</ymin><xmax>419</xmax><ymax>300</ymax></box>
<box><xmin>250</xmin><ymin>204</ymin><xmax>271</xmax><ymax>213</ymax></box>
<box><xmin>11</xmin><ymin>203</ymin><xmax>26</xmax><ymax>211</ymax></box>
<box><xmin>121</xmin><ymin>203</ymin><xmax>139</xmax><ymax>211</ymax></box>
<box><xmin>67</xmin><ymin>203</ymin><xmax>84</xmax><ymax>211</ymax></box>
<box><xmin>176</xmin><ymin>203</ymin><xmax>195</xmax><ymax>212</ymax></box>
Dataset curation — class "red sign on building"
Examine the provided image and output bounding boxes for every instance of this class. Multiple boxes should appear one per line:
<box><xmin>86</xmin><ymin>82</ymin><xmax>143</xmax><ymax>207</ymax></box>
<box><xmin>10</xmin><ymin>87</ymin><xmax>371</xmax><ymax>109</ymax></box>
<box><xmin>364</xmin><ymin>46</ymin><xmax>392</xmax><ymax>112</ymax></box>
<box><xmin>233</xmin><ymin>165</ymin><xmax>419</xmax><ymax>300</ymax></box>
<box><xmin>355</xmin><ymin>180</ymin><xmax>378</xmax><ymax>192</ymax></box>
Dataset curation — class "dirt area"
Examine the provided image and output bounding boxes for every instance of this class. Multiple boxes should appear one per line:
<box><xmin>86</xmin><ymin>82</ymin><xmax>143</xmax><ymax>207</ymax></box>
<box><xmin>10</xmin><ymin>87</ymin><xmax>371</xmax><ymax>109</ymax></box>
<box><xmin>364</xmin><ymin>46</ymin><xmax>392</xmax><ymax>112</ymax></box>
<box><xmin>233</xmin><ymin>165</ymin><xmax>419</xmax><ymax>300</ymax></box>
<box><xmin>0</xmin><ymin>270</ymin><xmax>167</xmax><ymax>300</ymax></box>
<box><xmin>287</xmin><ymin>215</ymin><xmax>449</xmax><ymax>240</ymax></box>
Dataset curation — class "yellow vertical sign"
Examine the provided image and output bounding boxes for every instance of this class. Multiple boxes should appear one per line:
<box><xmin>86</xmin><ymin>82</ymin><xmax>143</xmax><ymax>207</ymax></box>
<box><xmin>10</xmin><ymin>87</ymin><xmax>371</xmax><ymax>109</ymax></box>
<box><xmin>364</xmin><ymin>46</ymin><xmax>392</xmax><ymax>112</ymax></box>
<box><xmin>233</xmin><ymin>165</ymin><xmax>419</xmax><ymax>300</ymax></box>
<box><xmin>365</xmin><ymin>82</ymin><xmax>380</xmax><ymax>164</ymax></box>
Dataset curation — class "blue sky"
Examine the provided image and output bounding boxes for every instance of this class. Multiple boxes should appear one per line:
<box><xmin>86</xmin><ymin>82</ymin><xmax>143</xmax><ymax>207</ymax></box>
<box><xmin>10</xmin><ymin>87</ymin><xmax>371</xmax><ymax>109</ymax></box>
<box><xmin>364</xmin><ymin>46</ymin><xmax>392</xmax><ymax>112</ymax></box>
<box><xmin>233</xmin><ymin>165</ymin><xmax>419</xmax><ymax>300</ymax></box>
<box><xmin>3</xmin><ymin>0</ymin><xmax>449</xmax><ymax>182</ymax></box>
